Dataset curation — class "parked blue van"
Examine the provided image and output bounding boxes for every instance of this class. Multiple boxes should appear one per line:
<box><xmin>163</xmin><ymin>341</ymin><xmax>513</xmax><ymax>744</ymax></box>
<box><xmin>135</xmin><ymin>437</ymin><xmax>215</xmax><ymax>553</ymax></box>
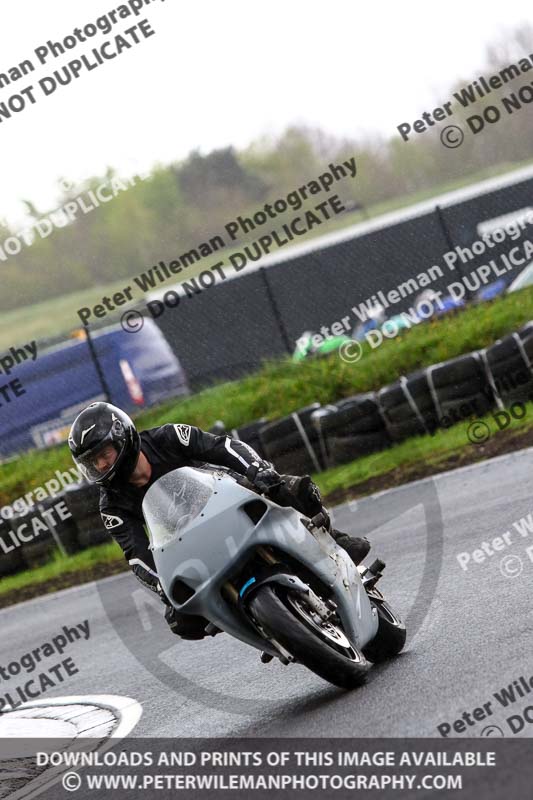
<box><xmin>1</xmin><ymin>319</ymin><xmax>189</xmax><ymax>457</ymax></box>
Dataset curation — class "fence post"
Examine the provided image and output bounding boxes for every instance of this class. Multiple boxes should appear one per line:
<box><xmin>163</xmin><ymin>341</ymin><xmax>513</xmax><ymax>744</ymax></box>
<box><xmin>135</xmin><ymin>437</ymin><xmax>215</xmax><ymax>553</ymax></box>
<box><xmin>84</xmin><ymin>326</ymin><xmax>111</xmax><ymax>403</ymax></box>
<box><xmin>258</xmin><ymin>267</ymin><xmax>292</xmax><ymax>355</ymax></box>
<box><xmin>435</xmin><ymin>204</ymin><xmax>471</xmax><ymax>300</ymax></box>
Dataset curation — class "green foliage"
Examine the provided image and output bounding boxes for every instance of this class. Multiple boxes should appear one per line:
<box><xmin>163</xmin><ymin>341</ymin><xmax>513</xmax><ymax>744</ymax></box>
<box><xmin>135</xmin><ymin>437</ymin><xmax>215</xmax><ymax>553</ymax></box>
<box><xmin>0</xmin><ymin>541</ymin><xmax>122</xmax><ymax>598</ymax></box>
<box><xmin>7</xmin><ymin>23</ymin><xmax>533</xmax><ymax>316</ymax></box>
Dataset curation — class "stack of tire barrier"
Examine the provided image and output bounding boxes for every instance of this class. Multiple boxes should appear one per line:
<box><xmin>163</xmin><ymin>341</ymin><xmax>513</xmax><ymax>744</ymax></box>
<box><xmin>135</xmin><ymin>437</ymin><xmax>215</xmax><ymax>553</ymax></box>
<box><xmin>259</xmin><ymin>403</ymin><xmax>324</xmax><ymax>474</ymax></box>
<box><xmin>377</xmin><ymin>370</ymin><xmax>438</xmax><ymax>441</ymax></box>
<box><xmin>14</xmin><ymin>494</ymin><xmax>81</xmax><ymax>569</ymax></box>
<box><xmin>425</xmin><ymin>352</ymin><xmax>493</xmax><ymax>426</ymax></box>
<box><xmin>0</xmin><ymin>517</ymin><xmax>24</xmax><ymax>577</ymax></box>
<box><xmin>231</xmin><ymin>418</ymin><xmax>269</xmax><ymax>460</ymax></box>
<box><xmin>316</xmin><ymin>393</ymin><xmax>391</xmax><ymax>467</ymax></box>
<box><xmin>42</xmin><ymin>493</ymin><xmax>80</xmax><ymax>555</ymax></box>
<box><xmin>482</xmin><ymin>322</ymin><xmax>533</xmax><ymax>407</ymax></box>
<box><xmin>14</xmin><ymin>508</ymin><xmax>56</xmax><ymax>568</ymax></box>
<box><xmin>62</xmin><ymin>482</ymin><xmax>109</xmax><ymax>549</ymax></box>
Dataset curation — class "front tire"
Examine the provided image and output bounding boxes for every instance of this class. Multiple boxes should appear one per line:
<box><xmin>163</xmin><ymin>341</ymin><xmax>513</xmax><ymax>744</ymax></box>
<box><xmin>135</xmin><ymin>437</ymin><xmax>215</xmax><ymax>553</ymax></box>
<box><xmin>363</xmin><ymin>590</ymin><xmax>406</xmax><ymax>663</ymax></box>
<box><xmin>249</xmin><ymin>586</ymin><xmax>369</xmax><ymax>689</ymax></box>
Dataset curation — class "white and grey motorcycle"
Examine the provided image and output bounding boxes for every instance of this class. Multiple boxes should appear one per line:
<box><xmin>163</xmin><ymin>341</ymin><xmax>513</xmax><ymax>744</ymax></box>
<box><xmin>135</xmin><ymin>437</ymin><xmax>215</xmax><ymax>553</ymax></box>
<box><xmin>143</xmin><ymin>465</ymin><xmax>406</xmax><ymax>688</ymax></box>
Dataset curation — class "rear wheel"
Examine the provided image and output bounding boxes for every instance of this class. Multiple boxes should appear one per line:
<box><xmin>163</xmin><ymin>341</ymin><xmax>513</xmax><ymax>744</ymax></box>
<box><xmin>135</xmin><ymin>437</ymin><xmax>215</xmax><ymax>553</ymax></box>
<box><xmin>363</xmin><ymin>590</ymin><xmax>406</xmax><ymax>663</ymax></box>
<box><xmin>249</xmin><ymin>586</ymin><xmax>369</xmax><ymax>689</ymax></box>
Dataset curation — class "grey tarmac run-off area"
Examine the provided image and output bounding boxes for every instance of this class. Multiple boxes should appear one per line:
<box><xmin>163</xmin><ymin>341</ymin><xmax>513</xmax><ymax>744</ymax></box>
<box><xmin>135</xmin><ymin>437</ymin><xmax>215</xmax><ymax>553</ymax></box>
<box><xmin>1</xmin><ymin>447</ymin><xmax>533</xmax><ymax>740</ymax></box>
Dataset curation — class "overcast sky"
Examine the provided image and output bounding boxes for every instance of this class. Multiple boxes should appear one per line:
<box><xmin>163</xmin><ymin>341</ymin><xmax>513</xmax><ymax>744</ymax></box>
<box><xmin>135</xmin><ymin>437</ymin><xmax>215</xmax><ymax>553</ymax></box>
<box><xmin>0</xmin><ymin>0</ymin><xmax>531</xmax><ymax>224</ymax></box>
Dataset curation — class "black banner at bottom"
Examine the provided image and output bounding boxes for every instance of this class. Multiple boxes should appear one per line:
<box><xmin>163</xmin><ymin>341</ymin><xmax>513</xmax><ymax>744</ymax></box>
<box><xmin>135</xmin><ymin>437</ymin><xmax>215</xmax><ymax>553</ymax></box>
<box><xmin>1</xmin><ymin>737</ymin><xmax>531</xmax><ymax>799</ymax></box>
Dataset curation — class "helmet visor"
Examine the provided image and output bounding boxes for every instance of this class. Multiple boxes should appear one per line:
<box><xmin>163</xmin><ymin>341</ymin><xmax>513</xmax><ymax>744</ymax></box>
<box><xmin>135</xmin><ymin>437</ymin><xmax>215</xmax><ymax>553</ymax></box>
<box><xmin>75</xmin><ymin>432</ymin><xmax>124</xmax><ymax>484</ymax></box>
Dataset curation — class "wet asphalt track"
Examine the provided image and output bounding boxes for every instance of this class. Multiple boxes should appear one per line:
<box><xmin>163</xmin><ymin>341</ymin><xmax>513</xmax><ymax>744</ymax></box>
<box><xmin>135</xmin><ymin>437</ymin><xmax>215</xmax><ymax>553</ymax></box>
<box><xmin>2</xmin><ymin>447</ymin><xmax>533</xmax><ymax>740</ymax></box>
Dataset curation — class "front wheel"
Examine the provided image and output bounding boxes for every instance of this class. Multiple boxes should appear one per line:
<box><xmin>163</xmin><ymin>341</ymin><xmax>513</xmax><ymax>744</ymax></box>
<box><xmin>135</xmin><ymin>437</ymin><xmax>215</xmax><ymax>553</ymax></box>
<box><xmin>248</xmin><ymin>586</ymin><xmax>369</xmax><ymax>689</ymax></box>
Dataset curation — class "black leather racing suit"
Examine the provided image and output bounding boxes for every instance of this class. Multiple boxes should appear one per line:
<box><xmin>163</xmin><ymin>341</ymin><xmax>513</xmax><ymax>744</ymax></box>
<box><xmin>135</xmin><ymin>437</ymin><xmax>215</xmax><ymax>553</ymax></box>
<box><xmin>99</xmin><ymin>423</ymin><xmax>323</xmax><ymax>596</ymax></box>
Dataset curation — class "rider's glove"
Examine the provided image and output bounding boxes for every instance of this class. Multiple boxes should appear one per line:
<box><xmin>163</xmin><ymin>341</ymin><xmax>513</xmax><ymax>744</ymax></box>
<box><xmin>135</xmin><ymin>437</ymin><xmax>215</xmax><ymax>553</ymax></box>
<box><xmin>246</xmin><ymin>464</ymin><xmax>284</xmax><ymax>494</ymax></box>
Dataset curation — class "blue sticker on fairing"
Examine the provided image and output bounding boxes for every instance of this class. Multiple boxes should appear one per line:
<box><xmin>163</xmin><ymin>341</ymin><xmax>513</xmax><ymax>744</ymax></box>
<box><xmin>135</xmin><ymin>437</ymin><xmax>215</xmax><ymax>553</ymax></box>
<box><xmin>239</xmin><ymin>577</ymin><xmax>256</xmax><ymax>597</ymax></box>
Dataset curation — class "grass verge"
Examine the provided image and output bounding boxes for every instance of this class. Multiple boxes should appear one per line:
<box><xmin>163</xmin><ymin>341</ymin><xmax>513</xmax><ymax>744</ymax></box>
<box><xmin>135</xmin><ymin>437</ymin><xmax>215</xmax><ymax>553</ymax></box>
<box><xmin>1</xmin><ymin>542</ymin><xmax>125</xmax><ymax>609</ymax></box>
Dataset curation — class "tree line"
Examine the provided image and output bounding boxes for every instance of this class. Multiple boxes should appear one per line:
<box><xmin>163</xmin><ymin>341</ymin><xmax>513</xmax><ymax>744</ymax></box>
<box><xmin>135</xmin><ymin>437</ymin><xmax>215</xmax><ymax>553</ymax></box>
<box><xmin>3</xmin><ymin>26</ymin><xmax>532</xmax><ymax>316</ymax></box>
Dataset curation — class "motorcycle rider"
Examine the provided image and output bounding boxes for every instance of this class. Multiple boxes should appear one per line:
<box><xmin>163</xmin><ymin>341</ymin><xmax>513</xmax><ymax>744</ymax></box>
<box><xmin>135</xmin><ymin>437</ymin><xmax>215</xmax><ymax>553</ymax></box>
<box><xmin>68</xmin><ymin>402</ymin><xmax>370</xmax><ymax>640</ymax></box>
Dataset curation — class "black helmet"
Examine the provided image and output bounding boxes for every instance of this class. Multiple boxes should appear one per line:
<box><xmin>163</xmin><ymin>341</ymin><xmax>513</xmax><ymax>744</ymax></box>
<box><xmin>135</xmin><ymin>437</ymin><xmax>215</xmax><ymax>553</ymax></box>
<box><xmin>68</xmin><ymin>402</ymin><xmax>140</xmax><ymax>485</ymax></box>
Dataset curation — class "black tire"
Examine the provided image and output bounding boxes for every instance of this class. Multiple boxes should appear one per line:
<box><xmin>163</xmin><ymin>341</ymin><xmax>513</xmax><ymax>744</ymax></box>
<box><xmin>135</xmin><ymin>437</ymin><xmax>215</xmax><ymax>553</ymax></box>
<box><xmin>486</xmin><ymin>334</ymin><xmax>519</xmax><ymax>365</ymax></box>
<box><xmin>320</xmin><ymin>395</ymin><xmax>384</xmax><ymax>437</ymax></box>
<box><xmin>327</xmin><ymin>431</ymin><xmax>390</xmax><ymax>465</ymax></box>
<box><xmin>378</xmin><ymin>374</ymin><xmax>436</xmax><ymax>426</ymax></box>
<box><xmin>519</xmin><ymin>327</ymin><xmax>533</xmax><ymax>360</ymax></box>
<box><xmin>76</xmin><ymin>527</ymin><xmax>111</xmax><ymax>548</ymax></box>
<box><xmin>233</xmin><ymin>419</ymin><xmax>268</xmax><ymax>459</ymax></box>
<box><xmin>249</xmin><ymin>585</ymin><xmax>369</xmax><ymax>689</ymax></box>
<box><xmin>262</xmin><ymin>429</ymin><xmax>315</xmax><ymax>457</ymax></box>
<box><xmin>262</xmin><ymin>448</ymin><xmax>319</xmax><ymax>476</ymax></box>
<box><xmin>259</xmin><ymin>405</ymin><xmax>320</xmax><ymax>446</ymax></box>
<box><xmin>430</xmin><ymin>353</ymin><xmax>483</xmax><ymax>386</ymax></box>
<box><xmin>381</xmin><ymin>418</ymin><xmax>426</xmax><ymax>442</ymax></box>
<box><xmin>0</xmin><ymin>519</ymin><xmax>24</xmax><ymax>576</ymax></box>
<box><xmin>362</xmin><ymin>591</ymin><xmax>406</xmax><ymax>663</ymax></box>
<box><xmin>438</xmin><ymin>392</ymin><xmax>493</xmax><ymax>418</ymax></box>
<box><xmin>518</xmin><ymin>321</ymin><xmax>533</xmax><ymax>339</ymax></box>
<box><xmin>382</xmin><ymin>401</ymin><xmax>436</xmax><ymax>425</ymax></box>
<box><xmin>20</xmin><ymin>539</ymin><xmax>56</xmax><ymax>568</ymax></box>
<box><xmin>497</xmin><ymin>384</ymin><xmax>533</xmax><ymax>406</ymax></box>
<box><xmin>434</xmin><ymin>378</ymin><xmax>490</xmax><ymax>403</ymax></box>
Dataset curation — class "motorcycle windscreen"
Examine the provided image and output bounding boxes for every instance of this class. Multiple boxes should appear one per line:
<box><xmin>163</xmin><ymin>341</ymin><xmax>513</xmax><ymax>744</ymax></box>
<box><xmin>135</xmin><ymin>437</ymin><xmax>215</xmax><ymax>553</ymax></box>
<box><xmin>142</xmin><ymin>466</ymin><xmax>216</xmax><ymax>549</ymax></box>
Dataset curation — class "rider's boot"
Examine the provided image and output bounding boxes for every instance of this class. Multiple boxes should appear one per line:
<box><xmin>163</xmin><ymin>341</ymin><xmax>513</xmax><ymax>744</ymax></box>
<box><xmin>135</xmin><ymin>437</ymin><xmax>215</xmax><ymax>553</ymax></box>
<box><xmin>330</xmin><ymin>529</ymin><xmax>371</xmax><ymax>565</ymax></box>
